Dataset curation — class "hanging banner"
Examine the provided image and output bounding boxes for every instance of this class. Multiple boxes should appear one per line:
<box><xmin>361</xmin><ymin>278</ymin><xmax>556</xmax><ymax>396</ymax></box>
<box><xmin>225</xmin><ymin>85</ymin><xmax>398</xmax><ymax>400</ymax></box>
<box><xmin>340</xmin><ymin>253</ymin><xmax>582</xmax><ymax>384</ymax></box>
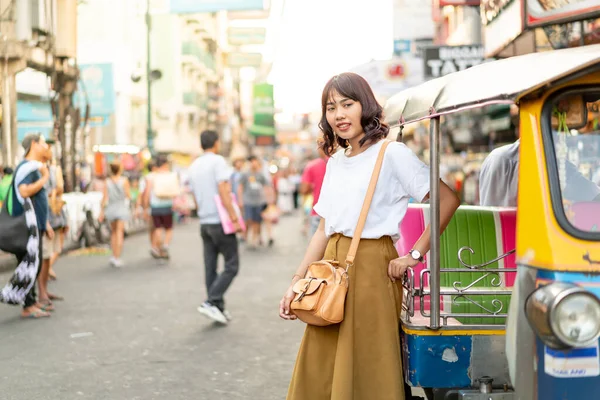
<box><xmin>423</xmin><ymin>45</ymin><xmax>485</xmax><ymax>78</ymax></box>
<box><xmin>249</xmin><ymin>83</ymin><xmax>275</xmax><ymax>138</ymax></box>
<box><xmin>525</xmin><ymin>0</ymin><xmax>600</xmax><ymax>28</ymax></box>
<box><xmin>170</xmin><ymin>0</ymin><xmax>264</xmax><ymax>14</ymax></box>
<box><xmin>76</xmin><ymin>63</ymin><xmax>116</xmax><ymax>127</ymax></box>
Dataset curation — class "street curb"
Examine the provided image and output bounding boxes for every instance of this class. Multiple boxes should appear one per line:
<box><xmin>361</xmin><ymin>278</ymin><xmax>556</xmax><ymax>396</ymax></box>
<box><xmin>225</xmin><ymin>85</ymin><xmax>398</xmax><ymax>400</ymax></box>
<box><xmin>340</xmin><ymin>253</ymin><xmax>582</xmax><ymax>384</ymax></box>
<box><xmin>0</xmin><ymin>226</ymin><xmax>149</xmax><ymax>274</ymax></box>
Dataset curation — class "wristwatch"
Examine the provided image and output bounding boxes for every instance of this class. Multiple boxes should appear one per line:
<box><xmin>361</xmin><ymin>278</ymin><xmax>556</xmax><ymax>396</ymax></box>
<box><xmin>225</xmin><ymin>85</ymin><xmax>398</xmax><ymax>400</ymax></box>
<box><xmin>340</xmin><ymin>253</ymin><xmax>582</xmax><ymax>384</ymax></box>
<box><xmin>409</xmin><ymin>249</ymin><xmax>424</xmax><ymax>263</ymax></box>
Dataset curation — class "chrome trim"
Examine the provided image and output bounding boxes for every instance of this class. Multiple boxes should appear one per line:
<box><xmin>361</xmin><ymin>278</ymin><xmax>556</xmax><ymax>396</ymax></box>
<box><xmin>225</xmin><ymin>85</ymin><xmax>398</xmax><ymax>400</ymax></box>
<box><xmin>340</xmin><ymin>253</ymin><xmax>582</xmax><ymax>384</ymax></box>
<box><xmin>458</xmin><ymin>247</ymin><xmax>516</xmax><ymax>270</ymax></box>
<box><xmin>525</xmin><ymin>281</ymin><xmax>600</xmax><ymax>349</ymax></box>
<box><xmin>429</xmin><ymin>117</ymin><xmax>441</xmax><ymax>330</ymax></box>
<box><xmin>550</xmin><ymin>286</ymin><xmax>600</xmax><ymax>348</ymax></box>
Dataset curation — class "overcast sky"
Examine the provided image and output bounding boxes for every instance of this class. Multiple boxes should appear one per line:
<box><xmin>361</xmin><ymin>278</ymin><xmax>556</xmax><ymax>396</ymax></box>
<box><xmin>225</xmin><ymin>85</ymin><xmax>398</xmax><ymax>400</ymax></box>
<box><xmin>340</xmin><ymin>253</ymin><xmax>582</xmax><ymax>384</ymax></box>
<box><xmin>268</xmin><ymin>0</ymin><xmax>393</xmax><ymax>114</ymax></box>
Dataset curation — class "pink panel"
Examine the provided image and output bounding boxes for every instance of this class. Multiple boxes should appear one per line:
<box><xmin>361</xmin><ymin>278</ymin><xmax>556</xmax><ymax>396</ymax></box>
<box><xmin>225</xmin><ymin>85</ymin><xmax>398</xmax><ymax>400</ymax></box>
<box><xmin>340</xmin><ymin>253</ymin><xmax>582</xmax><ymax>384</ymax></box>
<box><xmin>397</xmin><ymin>206</ymin><xmax>434</xmax><ymax>311</ymax></box>
<box><xmin>570</xmin><ymin>202</ymin><xmax>600</xmax><ymax>232</ymax></box>
<box><xmin>499</xmin><ymin>208</ymin><xmax>517</xmax><ymax>287</ymax></box>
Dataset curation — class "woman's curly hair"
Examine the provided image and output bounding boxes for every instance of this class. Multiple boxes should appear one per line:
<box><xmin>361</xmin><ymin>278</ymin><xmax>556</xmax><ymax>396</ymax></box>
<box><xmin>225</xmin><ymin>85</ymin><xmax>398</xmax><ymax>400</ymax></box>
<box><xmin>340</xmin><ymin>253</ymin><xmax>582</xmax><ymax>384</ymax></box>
<box><xmin>318</xmin><ymin>72</ymin><xmax>389</xmax><ymax>157</ymax></box>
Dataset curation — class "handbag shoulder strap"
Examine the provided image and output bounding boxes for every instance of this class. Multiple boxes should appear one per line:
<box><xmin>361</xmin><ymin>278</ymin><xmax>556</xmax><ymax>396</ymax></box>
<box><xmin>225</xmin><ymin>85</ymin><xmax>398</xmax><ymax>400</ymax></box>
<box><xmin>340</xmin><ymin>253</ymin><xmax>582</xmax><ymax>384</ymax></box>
<box><xmin>345</xmin><ymin>140</ymin><xmax>391</xmax><ymax>267</ymax></box>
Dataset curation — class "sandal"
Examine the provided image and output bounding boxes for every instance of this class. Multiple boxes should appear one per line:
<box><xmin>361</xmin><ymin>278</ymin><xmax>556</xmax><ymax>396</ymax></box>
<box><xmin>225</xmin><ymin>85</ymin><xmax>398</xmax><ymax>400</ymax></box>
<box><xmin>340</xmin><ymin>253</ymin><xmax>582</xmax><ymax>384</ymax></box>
<box><xmin>39</xmin><ymin>300</ymin><xmax>55</xmax><ymax>312</ymax></box>
<box><xmin>48</xmin><ymin>293</ymin><xmax>64</xmax><ymax>301</ymax></box>
<box><xmin>21</xmin><ymin>309</ymin><xmax>51</xmax><ymax>319</ymax></box>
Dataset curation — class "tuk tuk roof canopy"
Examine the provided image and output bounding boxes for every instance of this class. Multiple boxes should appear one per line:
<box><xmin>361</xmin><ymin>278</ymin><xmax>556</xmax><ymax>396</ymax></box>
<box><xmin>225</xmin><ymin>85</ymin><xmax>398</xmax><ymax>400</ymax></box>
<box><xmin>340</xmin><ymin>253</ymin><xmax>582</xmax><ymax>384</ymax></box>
<box><xmin>384</xmin><ymin>45</ymin><xmax>600</xmax><ymax>127</ymax></box>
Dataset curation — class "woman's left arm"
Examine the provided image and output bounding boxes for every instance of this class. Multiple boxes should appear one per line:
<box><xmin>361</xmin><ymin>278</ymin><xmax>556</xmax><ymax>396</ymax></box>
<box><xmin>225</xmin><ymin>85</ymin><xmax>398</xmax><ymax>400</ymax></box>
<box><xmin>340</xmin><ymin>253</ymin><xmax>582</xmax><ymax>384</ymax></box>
<box><xmin>388</xmin><ymin>180</ymin><xmax>460</xmax><ymax>282</ymax></box>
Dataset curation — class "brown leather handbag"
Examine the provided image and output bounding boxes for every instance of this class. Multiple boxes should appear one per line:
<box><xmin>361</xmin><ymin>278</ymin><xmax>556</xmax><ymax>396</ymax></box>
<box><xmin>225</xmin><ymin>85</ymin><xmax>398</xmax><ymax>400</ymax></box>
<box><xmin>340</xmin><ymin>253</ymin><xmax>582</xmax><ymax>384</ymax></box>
<box><xmin>290</xmin><ymin>140</ymin><xmax>391</xmax><ymax>326</ymax></box>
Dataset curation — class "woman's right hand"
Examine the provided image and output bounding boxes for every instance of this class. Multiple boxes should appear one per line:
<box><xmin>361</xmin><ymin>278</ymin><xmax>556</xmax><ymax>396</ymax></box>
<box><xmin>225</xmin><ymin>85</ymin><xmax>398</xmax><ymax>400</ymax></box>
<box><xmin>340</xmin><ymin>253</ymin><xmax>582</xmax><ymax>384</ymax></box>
<box><xmin>279</xmin><ymin>285</ymin><xmax>297</xmax><ymax>320</ymax></box>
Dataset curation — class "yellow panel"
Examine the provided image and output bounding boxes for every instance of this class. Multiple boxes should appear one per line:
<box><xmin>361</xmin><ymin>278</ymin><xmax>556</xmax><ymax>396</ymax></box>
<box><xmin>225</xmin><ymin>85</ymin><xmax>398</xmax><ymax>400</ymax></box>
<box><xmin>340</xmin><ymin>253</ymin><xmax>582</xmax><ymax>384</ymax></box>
<box><xmin>517</xmin><ymin>71</ymin><xmax>600</xmax><ymax>272</ymax></box>
<box><xmin>401</xmin><ymin>326</ymin><xmax>505</xmax><ymax>336</ymax></box>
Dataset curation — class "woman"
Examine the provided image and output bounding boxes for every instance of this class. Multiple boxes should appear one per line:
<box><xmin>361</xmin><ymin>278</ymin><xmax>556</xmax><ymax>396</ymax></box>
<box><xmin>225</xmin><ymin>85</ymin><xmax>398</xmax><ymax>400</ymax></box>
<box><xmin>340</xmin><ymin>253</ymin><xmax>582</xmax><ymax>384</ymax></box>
<box><xmin>276</xmin><ymin>169</ymin><xmax>294</xmax><ymax>214</ymax></box>
<box><xmin>279</xmin><ymin>73</ymin><xmax>460</xmax><ymax>400</ymax></box>
<box><xmin>99</xmin><ymin>162</ymin><xmax>131</xmax><ymax>267</ymax></box>
<box><xmin>48</xmin><ymin>160</ymin><xmax>67</xmax><ymax>281</ymax></box>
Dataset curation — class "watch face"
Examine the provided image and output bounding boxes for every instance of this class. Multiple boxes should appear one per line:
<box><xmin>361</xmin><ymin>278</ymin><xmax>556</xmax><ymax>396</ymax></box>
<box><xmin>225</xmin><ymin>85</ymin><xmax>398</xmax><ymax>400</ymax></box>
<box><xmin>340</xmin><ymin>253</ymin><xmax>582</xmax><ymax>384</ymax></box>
<box><xmin>411</xmin><ymin>250</ymin><xmax>421</xmax><ymax>260</ymax></box>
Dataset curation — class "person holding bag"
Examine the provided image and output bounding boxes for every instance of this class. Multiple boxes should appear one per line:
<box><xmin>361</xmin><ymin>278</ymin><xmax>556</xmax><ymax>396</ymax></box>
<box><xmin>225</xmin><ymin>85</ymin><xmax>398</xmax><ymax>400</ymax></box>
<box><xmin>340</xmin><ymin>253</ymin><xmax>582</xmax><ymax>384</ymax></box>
<box><xmin>279</xmin><ymin>73</ymin><xmax>460</xmax><ymax>400</ymax></box>
<box><xmin>0</xmin><ymin>133</ymin><xmax>55</xmax><ymax>319</ymax></box>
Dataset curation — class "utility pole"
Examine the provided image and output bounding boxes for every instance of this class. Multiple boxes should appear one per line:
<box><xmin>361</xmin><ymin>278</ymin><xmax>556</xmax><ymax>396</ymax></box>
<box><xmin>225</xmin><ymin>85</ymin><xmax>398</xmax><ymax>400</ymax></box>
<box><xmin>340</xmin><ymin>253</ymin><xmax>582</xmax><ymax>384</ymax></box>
<box><xmin>146</xmin><ymin>0</ymin><xmax>153</xmax><ymax>154</ymax></box>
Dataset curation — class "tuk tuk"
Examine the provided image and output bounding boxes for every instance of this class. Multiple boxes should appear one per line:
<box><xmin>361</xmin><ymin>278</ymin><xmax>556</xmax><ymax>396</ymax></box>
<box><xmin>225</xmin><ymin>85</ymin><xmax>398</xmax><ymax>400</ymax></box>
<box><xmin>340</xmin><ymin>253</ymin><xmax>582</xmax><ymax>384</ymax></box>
<box><xmin>383</xmin><ymin>44</ymin><xmax>600</xmax><ymax>400</ymax></box>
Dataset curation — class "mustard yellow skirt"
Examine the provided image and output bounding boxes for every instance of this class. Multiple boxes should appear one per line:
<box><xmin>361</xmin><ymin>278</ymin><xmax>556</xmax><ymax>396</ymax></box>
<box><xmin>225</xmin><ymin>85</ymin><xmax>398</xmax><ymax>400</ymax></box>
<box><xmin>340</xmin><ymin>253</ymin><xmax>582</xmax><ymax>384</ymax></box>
<box><xmin>287</xmin><ymin>233</ymin><xmax>405</xmax><ymax>400</ymax></box>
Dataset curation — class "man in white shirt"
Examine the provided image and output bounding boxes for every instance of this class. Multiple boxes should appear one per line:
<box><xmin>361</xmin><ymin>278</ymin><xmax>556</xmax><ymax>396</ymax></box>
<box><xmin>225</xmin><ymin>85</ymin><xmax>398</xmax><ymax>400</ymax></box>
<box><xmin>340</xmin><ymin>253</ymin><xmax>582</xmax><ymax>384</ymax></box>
<box><xmin>188</xmin><ymin>130</ymin><xmax>241</xmax><ymax>325</ymax></box>
<box><xmin>479</xmin><ymin>139</ymin><xmax>600</xmax><ymax>207</ymax></box>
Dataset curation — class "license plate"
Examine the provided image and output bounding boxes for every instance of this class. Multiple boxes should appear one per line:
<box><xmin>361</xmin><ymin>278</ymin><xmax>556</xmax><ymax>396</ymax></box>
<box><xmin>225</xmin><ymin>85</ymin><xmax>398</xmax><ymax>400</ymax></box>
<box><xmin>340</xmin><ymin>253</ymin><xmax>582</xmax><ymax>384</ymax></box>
<box><xmin>544</xmin><ymin>343</ymin><xmax>600</xmax><ymax>378</ymax></box>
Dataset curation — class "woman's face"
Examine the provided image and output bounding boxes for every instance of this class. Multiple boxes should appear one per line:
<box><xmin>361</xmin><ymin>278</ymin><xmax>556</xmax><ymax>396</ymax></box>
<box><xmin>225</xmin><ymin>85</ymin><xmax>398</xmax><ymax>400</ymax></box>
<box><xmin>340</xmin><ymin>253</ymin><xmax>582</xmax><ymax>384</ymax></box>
<box><xmin>325</xmin><ymin>91</ymin><xmax>363</xmax><ymax>141</ymax></box>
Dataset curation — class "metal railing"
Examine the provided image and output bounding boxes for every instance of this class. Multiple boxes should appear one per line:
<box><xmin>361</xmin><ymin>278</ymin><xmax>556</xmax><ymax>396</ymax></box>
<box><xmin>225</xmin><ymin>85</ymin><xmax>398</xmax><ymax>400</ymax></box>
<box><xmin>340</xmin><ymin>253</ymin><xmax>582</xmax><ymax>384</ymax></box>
<box><xmin>402</xmin><ymin>248</ymin><xmax>517</xmax><ymax>328</ymax></box>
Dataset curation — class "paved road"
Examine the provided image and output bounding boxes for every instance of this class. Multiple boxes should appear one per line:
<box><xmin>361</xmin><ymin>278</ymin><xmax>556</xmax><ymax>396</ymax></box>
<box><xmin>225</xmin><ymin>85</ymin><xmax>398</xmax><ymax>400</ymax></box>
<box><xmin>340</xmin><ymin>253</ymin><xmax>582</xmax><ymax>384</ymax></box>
<box><xmin>0</xmin><ymin>213</ymin><xmax>424</xmax><ymax>400</ymax></box>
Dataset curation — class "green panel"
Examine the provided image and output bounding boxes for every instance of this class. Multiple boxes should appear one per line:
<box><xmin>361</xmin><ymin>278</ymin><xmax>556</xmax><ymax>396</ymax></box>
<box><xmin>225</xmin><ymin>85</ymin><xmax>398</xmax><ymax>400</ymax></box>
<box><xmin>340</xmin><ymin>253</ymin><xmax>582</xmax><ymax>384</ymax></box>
<box><xmin>450</xmin><ymin>294</ymin><xmax>511</xmax><ymax>325</ymax></box>
<box><xmin>439</xmin><ymin>208</ymin><xmax>510</xmax><ymax>325</ymax></box>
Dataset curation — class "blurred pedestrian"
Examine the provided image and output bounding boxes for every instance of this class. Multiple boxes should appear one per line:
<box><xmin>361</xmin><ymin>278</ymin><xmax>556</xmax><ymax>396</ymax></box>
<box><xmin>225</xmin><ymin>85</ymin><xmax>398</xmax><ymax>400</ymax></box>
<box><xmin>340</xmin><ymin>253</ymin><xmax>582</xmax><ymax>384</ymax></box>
<box><xmin>99</xmin><ymin>161</ymin><xmax>131</xmax><ymax>267</ymax></box>
<box><xmin>188</xmin><ymin>130</ymin><xmax>240</xmax><ymax>324</ymax></box>
<box><xmin>260</xmin><ymin>158</ymin><xmax>276</xmax><ymax>247</ymax></box>
<box><xmin>238</xmin><ymin>155</ymin><xmax>269</xmax><ymax>249</ymax></box>
<box><xmin>144</xmin><ymin>155</ymin><xmax>179</xmax><ymax>260</ymax></box>
<box><xmin>0</xmin><ymin>166</ymin><xmax>14</xmax><ymax>208</ymax></box>
<box><xmin>45</xmin><ymin>155</ymin><xmax>67</xmax><ymax>287</ymax></box>
<box><xmin>289</xmin><ymin>168</ymin><xmax>302</xmax><ymax>209</ymax></box>
<box><xmin>230</xmin><ymin>158</ymin><xmax>245</xmax><ymax>201</ymax></box>
<box><xmin>30</xmin><ymin>135</ymin><xmax>60</xmax><ymax>313</ymax></box>
<box><xmin>276</xmin><ymin>169</ymin><xmax>295</xmax><ymax>214</ymax></box>
<box><xmin>0</xmin><ymin>133</ymin><xmax>53</xmax><ymax>319</ymax></box>
<box><xmin>138</xmin><ymin>161</ymin><xmax>156</xmax><ymax>244</ymax></box>
<box><xmin>300</xmin><ymin>136</ymin><xmax>328</xmax><ymax>236</ymax></box>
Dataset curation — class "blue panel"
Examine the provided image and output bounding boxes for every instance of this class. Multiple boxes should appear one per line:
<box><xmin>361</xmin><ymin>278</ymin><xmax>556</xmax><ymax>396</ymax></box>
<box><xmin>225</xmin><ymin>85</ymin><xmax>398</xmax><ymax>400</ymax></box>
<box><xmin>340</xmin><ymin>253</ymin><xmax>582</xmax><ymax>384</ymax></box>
<box><xmin>536</xmin><ymin>270</ymin><xmax>600</xmax><ymax>298</ymax></box>
<box><xmin>78</xmin><ymin>64</ymin><xmax>116</xmax><ymax>117</ymax></box>
<box><xmin>17</xmin><ymin>100</ymin><xmax>53</xmax><ymax>122</ymax></box>
<box><xmin>536</xmin><ymin>338</ymin><xmax>600</xmax><ymax>400</ymax></box>
<box><xmin>402</xmin><ymin>333</ymin><xmax>471</xmax><ymax>388</ymax></box>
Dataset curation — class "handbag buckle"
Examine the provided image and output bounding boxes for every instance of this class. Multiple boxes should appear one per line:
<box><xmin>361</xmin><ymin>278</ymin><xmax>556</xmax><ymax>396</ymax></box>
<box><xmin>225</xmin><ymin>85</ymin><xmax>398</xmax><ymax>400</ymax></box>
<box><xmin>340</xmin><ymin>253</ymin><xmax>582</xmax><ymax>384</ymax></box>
<box><xmin>296</xmin><ymin>277</ymin><xmax>315</xmax><ymax>302</ymax></box>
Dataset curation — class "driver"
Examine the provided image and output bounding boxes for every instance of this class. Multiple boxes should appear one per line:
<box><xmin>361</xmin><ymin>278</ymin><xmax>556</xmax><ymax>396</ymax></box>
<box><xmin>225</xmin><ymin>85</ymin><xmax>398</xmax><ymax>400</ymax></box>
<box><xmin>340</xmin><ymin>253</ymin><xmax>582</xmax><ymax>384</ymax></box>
<box><xmin>479</xmin><ymin>136</ymin><xmax>600</xmax><ymax>207</ymax></box>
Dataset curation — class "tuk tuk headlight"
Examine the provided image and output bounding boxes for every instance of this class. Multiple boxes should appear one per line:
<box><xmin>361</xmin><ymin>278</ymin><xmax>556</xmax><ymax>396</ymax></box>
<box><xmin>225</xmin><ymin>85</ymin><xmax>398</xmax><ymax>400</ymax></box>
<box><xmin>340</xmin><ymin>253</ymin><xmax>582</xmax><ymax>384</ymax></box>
<box><xmin>551</xmin><ymin>292</ymin><xmax>600</xmax><ymax>347</ymax></box>
<box><xmin>525</xmin><ymin>282</ymin><xmax>600</xmax><ymax>349</ymax></box>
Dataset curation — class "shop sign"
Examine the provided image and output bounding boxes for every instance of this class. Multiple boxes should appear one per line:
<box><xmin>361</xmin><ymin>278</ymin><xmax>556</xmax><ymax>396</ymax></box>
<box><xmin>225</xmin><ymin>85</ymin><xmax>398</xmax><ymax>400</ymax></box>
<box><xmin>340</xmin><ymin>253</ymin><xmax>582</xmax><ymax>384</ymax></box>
<box><xmin>226</xmin><ymin>52</ymin><xmax>263</xmax><ymax>68</ymax></box>
<box><xmin>16</xmin><ymin>100</ymin><xmax>54</xmax><ymax>141</ymax></box>
<box><xmin>525</xmin><ymin>0</ymin><xmax>600</xmax><ymax>28</ymax></box>
<box><xmin>423</xmin><ymin>45</ymin><xmax>485</xmax><ymax>78</ymax></box>
<box><xmin>249</xmin><ymin>83</ymin><xmax>275</xmax><ymax>138</ymax></box>
<box><xmin>170</xmin><ymin>0</ymin><xmax>264</xmax><ymax>14</ymax></box>
<box><xmin>349</xmin><ymin>55</ymin><xmax>425</xmax><ymax>101</ymax></box>
<box><xmin>228</xmin><ymin>27</ymin><xmax>267</xmax><ymax>46</ymax></box>
<box><xmin>393</xmin><ymin>39</ymin><xmax>412</xmax><ymax>55</ymax></box>
<box><xmin>439</xmin><ymin>0</ymin><xmax>480</xmax><ymax>6</ymax></box>
<box><xmin>481</xmin><ymin>0</ymin><xmax>524</xmax><ymax>57</ymax></box>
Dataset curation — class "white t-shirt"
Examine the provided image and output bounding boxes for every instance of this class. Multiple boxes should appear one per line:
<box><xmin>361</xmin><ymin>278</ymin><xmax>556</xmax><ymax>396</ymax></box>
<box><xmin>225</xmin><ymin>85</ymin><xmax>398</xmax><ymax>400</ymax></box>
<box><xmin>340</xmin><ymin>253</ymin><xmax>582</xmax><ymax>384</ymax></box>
<box><xmin>188</xmin><ymin>153</ymin><xmax>233</xmax><ymax>224</ymax></box>
<box><xmin>314</xmin><ymin>140</ymin><xmax>430</xmax><ymax>242</ymax></box>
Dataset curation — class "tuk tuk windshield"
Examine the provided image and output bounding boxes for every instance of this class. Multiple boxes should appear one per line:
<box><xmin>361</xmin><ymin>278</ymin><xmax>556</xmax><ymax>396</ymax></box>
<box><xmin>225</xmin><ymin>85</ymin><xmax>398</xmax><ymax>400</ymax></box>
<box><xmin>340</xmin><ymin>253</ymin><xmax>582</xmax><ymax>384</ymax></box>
<box><xmin>544</xmin><ymin>91</ymin><xmax>600</xmax><ymax>236</ymax></box>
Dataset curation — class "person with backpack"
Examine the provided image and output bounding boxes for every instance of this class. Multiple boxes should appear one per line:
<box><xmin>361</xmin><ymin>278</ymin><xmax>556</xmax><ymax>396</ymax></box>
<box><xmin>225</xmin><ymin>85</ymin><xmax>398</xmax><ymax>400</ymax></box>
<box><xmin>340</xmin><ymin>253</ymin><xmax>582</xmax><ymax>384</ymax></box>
<box><xmin>143</xmin><ymin>155</ymin><xmax>180</xmax><ymax>260</ymax></box>
<box><xmin>99</xmin><ymin>161</ymin><xmax>131</xmax><ymax>267</ymax></box>
<box><xmin>0</xmin><ymin>133</ymin><xmax>54</xmax><ymax>319</ymax></box>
